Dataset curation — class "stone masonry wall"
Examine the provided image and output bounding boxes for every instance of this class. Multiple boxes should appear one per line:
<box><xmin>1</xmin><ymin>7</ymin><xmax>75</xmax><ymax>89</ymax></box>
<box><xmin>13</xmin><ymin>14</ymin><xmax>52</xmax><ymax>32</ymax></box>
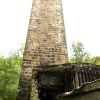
<box><xmin>25</xmin><ymin>0</ymin><xmax>67</xmax><ymax>66</ymax></box>
<box><xmin>16</xmin><ymin>0</ymin><xmax>67</xmax><ymax>100</ymax></box>
<box><xmin>37</xmin><ymin>64</ymin><xmax>100</xmax><ymax>100</ymax></box>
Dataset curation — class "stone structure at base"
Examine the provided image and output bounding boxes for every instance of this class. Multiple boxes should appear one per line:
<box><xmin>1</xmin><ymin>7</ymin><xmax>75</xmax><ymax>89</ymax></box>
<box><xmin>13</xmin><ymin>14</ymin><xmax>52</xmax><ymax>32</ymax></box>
<box><xmin>37</xmin><ymin>64</ymin><xmax>100</xmax><ymax>100</ymax></box>
<box><xmin>16</xmin><ymin>0</ymin><xmax>100</xmax><ymax>100</ymax></box>
<box><xmin>16</xmin><ymin>0</ymin><xmax>67</xmax><ymax>100</ymax></box>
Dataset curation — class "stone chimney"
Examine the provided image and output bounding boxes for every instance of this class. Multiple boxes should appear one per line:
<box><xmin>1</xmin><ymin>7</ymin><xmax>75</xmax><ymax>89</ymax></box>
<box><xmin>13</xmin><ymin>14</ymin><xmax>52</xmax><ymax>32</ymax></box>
<box><xmin>16</xmin><ymin>0</ymin><xmax>67</xmax><ymax>100</ymax></box>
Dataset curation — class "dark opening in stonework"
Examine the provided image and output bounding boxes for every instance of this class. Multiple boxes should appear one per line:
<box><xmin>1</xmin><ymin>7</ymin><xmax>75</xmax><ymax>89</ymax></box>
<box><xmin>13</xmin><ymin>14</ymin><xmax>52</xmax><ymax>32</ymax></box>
<box><xmin>38</xmin><ymin>86</ymin><xmax>66</xmax><ymax>100</ymax></box>
<box><xmin>37</xmin><ymin>70</ymin><xmax>65</xmax><ymax>100</ymax></box>
<box><xmin>36</xmin><ymin>64</ymin><xmax>100</xmax><ymax>100</ymax></box>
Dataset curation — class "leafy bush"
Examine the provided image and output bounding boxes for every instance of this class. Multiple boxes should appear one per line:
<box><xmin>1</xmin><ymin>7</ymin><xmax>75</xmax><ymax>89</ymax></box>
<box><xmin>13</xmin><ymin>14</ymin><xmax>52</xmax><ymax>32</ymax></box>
<box><xmin>0</xmin><ymin>55</ymin><xmax>22</xmax><ymax>100</ymax></box>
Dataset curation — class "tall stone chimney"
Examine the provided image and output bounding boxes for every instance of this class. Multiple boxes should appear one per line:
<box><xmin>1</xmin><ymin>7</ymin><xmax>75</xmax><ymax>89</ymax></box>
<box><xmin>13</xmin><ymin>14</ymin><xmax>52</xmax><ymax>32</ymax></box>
<box><xmin>16</xmin><ymin>0</ymin><xmax>67</xmax><ymax>100</ymax></box>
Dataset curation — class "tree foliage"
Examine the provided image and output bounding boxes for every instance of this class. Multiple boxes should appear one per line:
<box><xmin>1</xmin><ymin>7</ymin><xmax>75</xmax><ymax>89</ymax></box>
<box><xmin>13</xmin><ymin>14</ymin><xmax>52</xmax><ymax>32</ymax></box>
<box><xmin>0</xmin><ymin>44</ymin><xmax>39</xmax><ymax>100</ymax></box>
<box><xmin>0</xmin><ymin>55</ymin><xmax>22</xmax><ymax>100</ymax></box>
<box><xmin>71</xmin><ymin>41</ymin><xmax>90</xmax><ymax>63</ymax></box>
<box><xmin>91</xmin><ymin>56</ymin><xmax>100</xmax><ymax>65</ymax></box>
<box><xmin>69</xmin><ymin>41</ymin><xmax>100</xmax><ymax>65</ymax></box>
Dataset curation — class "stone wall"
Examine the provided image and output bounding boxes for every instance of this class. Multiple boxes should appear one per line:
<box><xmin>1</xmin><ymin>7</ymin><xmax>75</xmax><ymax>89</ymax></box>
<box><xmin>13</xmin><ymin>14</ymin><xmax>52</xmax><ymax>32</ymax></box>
<box><xmin>36</xmin><ymin>64</ymin><xmax>100</xmax><ymax>100</ymax></box>
<box><xmin>24</xmin><ymin>0</ymin><xmax>67</xmax><ymax>66</ymax></box>
<box><xmin>16</xmin><ymin>0</ymin><xmax>67</xmax><ymax>100</ymax></box>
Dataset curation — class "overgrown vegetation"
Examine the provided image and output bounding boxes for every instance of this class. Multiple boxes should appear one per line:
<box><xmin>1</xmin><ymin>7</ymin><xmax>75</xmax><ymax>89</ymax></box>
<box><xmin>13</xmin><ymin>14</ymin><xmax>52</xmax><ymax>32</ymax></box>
<box><xmin>0</xmin><ymin>41</ymin><xmax>100</xmax><ymax>100</ymax></box>
<box><xmin>0</xmin><ymin>55</ymin><xmax>22</xmax><ymax>100</ymax></box>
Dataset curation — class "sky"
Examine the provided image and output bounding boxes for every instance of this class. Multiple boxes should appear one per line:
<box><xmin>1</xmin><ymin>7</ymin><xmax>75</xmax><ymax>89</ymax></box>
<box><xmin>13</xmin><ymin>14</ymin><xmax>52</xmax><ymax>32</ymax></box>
<box><xmin>0</xmin><ymin>0</ymin><xmax>100</xmax><ymax>57</ymax></box>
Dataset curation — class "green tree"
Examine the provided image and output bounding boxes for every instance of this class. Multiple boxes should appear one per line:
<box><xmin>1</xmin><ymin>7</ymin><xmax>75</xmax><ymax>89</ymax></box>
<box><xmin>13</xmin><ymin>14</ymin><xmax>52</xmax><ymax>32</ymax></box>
<box><xmin>0</xmin><ymin>44</ymin><xmax>39</xmax><ymax>100</ymax></box>
<box><xmin>0</xmin><ymin>55</ymin><xmax>22</xmax><ymax>100</ymax></box>
<box><xmin>71</xmin><ymin>41</ymin><xmax>90</xmax><ymax>63</ymax></box>
<box><xmin>0</xmin><ymin>44</ymin><xmax>24</xmax><ymax>100</ymax></box>
<box><xmin>91</xmin><ymin>56</ymin><xmax>100</xmax><ymax>65</ymax></box>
